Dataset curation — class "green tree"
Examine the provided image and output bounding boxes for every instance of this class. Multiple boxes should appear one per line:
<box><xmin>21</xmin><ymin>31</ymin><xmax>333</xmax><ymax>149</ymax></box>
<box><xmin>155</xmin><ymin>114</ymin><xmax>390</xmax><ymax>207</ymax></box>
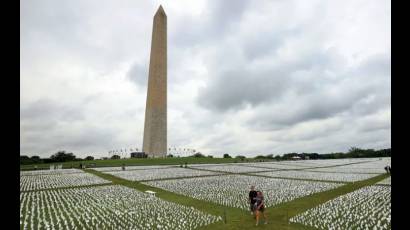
<box><xmin>223</xmin><ymin>153</ymin><xmax>232</xmax><ymax>158</ymax></box>
<box><xmin>85</xmin><ymin>156</ymin><xmax>94</xmax><ymax>161</ymax></box>
<box><xmin>265</xmin><ymin>154</ymin><xmax>274</xmax><ymax>159</ymax></box>
<box><xmin>348</xmin><ymin>147</ymin><xmax>362</xmax><ymax>153</ymax></box>
<box><xmin>254</xmin><ymin>155</ymin><xmax>265</xmax><ymax>159</ymax></box>
<box><xmin>50</xmin><ymin>151</ymin><xmax>76</xmax><ymax>162</ymax></box>
<box><xmin>111</xmin><ymin>155</ymin><xmax>121</xmax><ymax>160</ymax></box>
<box><xmin>192</xmin><ymin>152</ymin><xmax>205</xmax><ymax>158</ymax></box>
<box><xmin>20</xmin><ymin>155</ymin><xmax>32</xmax><ymax>164</ymax></box>
<box><xmin>235</xmin><ymin>155</ymin><xmax>246</xmax><ymax>161</ymax></box>
<box><xmin>20</xmin><ymin>155</ymin><xmax>30</xmax><ymax>161</ymax></box>
<box><xmin>30</xmin><ymin>155</ymin><xmax>42</xmax><ymax>164</ymax></box>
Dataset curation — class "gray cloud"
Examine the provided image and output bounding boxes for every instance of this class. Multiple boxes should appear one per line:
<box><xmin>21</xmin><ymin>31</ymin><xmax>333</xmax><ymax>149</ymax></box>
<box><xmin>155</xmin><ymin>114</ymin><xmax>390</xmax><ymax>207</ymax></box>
<box><xmin>170</xmin><ymin>0</ymin><xmax>250</xmax><ymax>48</ymax></box>
<box><xmin>127</xmin><ymin>62</ymin><xmax>148</xmax><ymax>86</ymax></box>
<box><xmin>206</xmin><ymin>0</ymin><xmax>250</xmax><ymax>34</ymax></box>
<box><xmin>247</xmin><ymin>54</ymin><xmax>390</xmax><ymax>129</ymax></box>
<box><xmin>21</xmin><ymin>125</ymin><xmax>115</xmax><ymax>157</ymax></box>
<box><xmin>196</xmin><ymin>46</ymin><xmax>348</xmax><ymax>113</ymax></box>
<box><xmin>197</xmin><ymin>37</ymin><xmax>390</xmax><ymax>131</ymax></box>
<box><xmin>197</xmin><ymin>68</ymin><xmax>290</xmax><ymax>112</ymax></box>
<box><xmin>20</xmin><ymin>99</ymin><xmax>84</xmax><ymax>122</ymax></box>
<box><xmin>241</xmin><ymin>30</ymin><xmax>285</xmax><ymax>61</ymax></box>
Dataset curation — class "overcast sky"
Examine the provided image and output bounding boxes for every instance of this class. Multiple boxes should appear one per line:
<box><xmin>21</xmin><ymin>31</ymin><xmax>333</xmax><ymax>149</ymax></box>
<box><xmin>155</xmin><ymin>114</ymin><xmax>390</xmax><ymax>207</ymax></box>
<box><xmin>20</xmin><ymin>0</ymin><xmax>391</xmax><ymax>158</ymax></box>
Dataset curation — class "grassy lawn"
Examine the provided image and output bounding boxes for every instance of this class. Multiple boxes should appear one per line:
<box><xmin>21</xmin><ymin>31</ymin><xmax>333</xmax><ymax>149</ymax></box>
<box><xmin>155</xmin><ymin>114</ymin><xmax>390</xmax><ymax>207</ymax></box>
<box><xmin>20</xmin><ymin>157</ymin><xmax>272</xmax><ymax>170</ymax></box>
<box><xmin>85</xmin><ymin>168</ymin><xmax>390</xmax><ymax>230</ymax></box>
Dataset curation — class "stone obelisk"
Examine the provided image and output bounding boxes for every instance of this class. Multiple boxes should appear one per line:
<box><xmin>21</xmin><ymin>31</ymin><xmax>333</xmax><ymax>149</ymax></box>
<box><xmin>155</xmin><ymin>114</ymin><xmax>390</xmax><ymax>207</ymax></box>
<box><xmin>142</xmin><ymin>5</ymin><xmax>167</xmax><ymax>158</ymax></box>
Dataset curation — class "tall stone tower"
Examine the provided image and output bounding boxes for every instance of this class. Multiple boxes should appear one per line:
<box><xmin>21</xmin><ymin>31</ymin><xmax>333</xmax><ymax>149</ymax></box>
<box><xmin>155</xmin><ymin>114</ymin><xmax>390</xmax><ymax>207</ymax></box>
<box><xmin>142</xmin><ymin>5</ymin><xmax>167</xmax><ymax>158</ymax></box>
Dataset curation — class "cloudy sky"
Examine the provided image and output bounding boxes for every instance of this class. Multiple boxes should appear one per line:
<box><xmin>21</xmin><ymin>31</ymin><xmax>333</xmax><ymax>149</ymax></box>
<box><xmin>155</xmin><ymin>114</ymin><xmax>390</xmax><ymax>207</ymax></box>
<box><xmin>20</xmin><ymin>0</ymin><xmax>391</xmax><ymax>158</ymax></box>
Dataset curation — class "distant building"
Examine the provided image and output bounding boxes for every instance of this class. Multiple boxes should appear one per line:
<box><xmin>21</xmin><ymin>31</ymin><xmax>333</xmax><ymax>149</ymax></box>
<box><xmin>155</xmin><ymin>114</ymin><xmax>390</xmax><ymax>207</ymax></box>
<box><xmin>130</xmin><ymin>152</ymin><xmax>148</xmax><ymax>158</ymax></box>
<box><xmin>291</xmin><ymin>156</ymin><xmax>301</xmax><ymax>160</ymax></box>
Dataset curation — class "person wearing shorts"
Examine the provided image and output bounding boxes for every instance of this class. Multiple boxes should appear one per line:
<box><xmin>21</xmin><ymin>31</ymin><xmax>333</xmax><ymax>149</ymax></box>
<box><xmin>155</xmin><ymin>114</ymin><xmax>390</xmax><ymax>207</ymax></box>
<box><xmin>254</xmin><ymin>191</ymin><xmax>268</xmax><ymax>226</ymax></box>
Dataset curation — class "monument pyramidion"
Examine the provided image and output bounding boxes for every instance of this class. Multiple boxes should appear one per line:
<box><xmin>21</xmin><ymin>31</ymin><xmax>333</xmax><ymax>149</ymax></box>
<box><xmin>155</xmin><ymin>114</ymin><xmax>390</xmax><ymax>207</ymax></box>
<box><xmin>142</xmin><ymin>5</ymin><xmax>167</xmax><ymax>158</ymax></box>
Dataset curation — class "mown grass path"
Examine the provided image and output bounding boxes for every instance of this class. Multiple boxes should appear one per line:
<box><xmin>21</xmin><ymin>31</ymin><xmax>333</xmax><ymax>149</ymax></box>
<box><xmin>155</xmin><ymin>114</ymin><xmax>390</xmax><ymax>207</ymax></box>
<box><xmin>85</xmin><ymin>168</ymin><xmax>390</xmax><ymax>230</ymax></box>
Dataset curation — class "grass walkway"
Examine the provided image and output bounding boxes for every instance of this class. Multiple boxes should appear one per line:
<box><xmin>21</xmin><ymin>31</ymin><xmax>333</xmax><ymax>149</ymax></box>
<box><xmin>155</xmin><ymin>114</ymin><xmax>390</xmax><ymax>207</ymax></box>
<box><xmin>85</xmin><ymin>168</ymin><xmax>390</xmax><ymax>230</ymax></box>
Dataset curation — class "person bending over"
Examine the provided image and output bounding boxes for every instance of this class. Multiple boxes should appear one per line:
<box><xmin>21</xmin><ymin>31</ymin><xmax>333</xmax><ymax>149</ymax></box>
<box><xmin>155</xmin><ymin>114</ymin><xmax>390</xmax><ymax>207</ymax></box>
<box><xmin>254</xmin><ymin>191</ymin><xmax>268</xmax><ymax>226</ymax></box>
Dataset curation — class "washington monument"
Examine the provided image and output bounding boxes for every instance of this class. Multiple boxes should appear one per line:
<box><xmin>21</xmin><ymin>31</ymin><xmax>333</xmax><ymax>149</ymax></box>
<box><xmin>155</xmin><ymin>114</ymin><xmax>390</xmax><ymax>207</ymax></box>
<box><xmin>142</xmin><ymin>5</ymin><xmax>167</xmax><ymax>158</ymax></box>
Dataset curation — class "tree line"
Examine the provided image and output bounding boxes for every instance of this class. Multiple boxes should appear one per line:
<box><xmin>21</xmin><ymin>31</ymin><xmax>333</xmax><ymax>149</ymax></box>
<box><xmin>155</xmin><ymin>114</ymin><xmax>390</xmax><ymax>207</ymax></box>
<box><xmin>20</xmin><ymin>151</ymin><xmax>95</xmax><ymax>165</ymax></box>
<box><xmin>189</xmin><ymin>147</ymin><xmax>391</xmax><ymax>161</ymax></box>
<box><xmin>253</xmin><ymin>147</ymin><xmax>391</xmax><ymax>160</ymax></box>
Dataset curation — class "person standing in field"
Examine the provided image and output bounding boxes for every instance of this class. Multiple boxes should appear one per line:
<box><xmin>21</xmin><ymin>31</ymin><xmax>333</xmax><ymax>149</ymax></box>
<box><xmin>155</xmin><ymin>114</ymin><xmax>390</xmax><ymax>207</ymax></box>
<box><xmin>254</xmin><ymin>191</ymin><xmax>268</xmax><ymax>226</ymax></box>
<box><xmin>248</xmin><ymin>186</ymin><xmax>257</xmax><ymax>216</ymax></box>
